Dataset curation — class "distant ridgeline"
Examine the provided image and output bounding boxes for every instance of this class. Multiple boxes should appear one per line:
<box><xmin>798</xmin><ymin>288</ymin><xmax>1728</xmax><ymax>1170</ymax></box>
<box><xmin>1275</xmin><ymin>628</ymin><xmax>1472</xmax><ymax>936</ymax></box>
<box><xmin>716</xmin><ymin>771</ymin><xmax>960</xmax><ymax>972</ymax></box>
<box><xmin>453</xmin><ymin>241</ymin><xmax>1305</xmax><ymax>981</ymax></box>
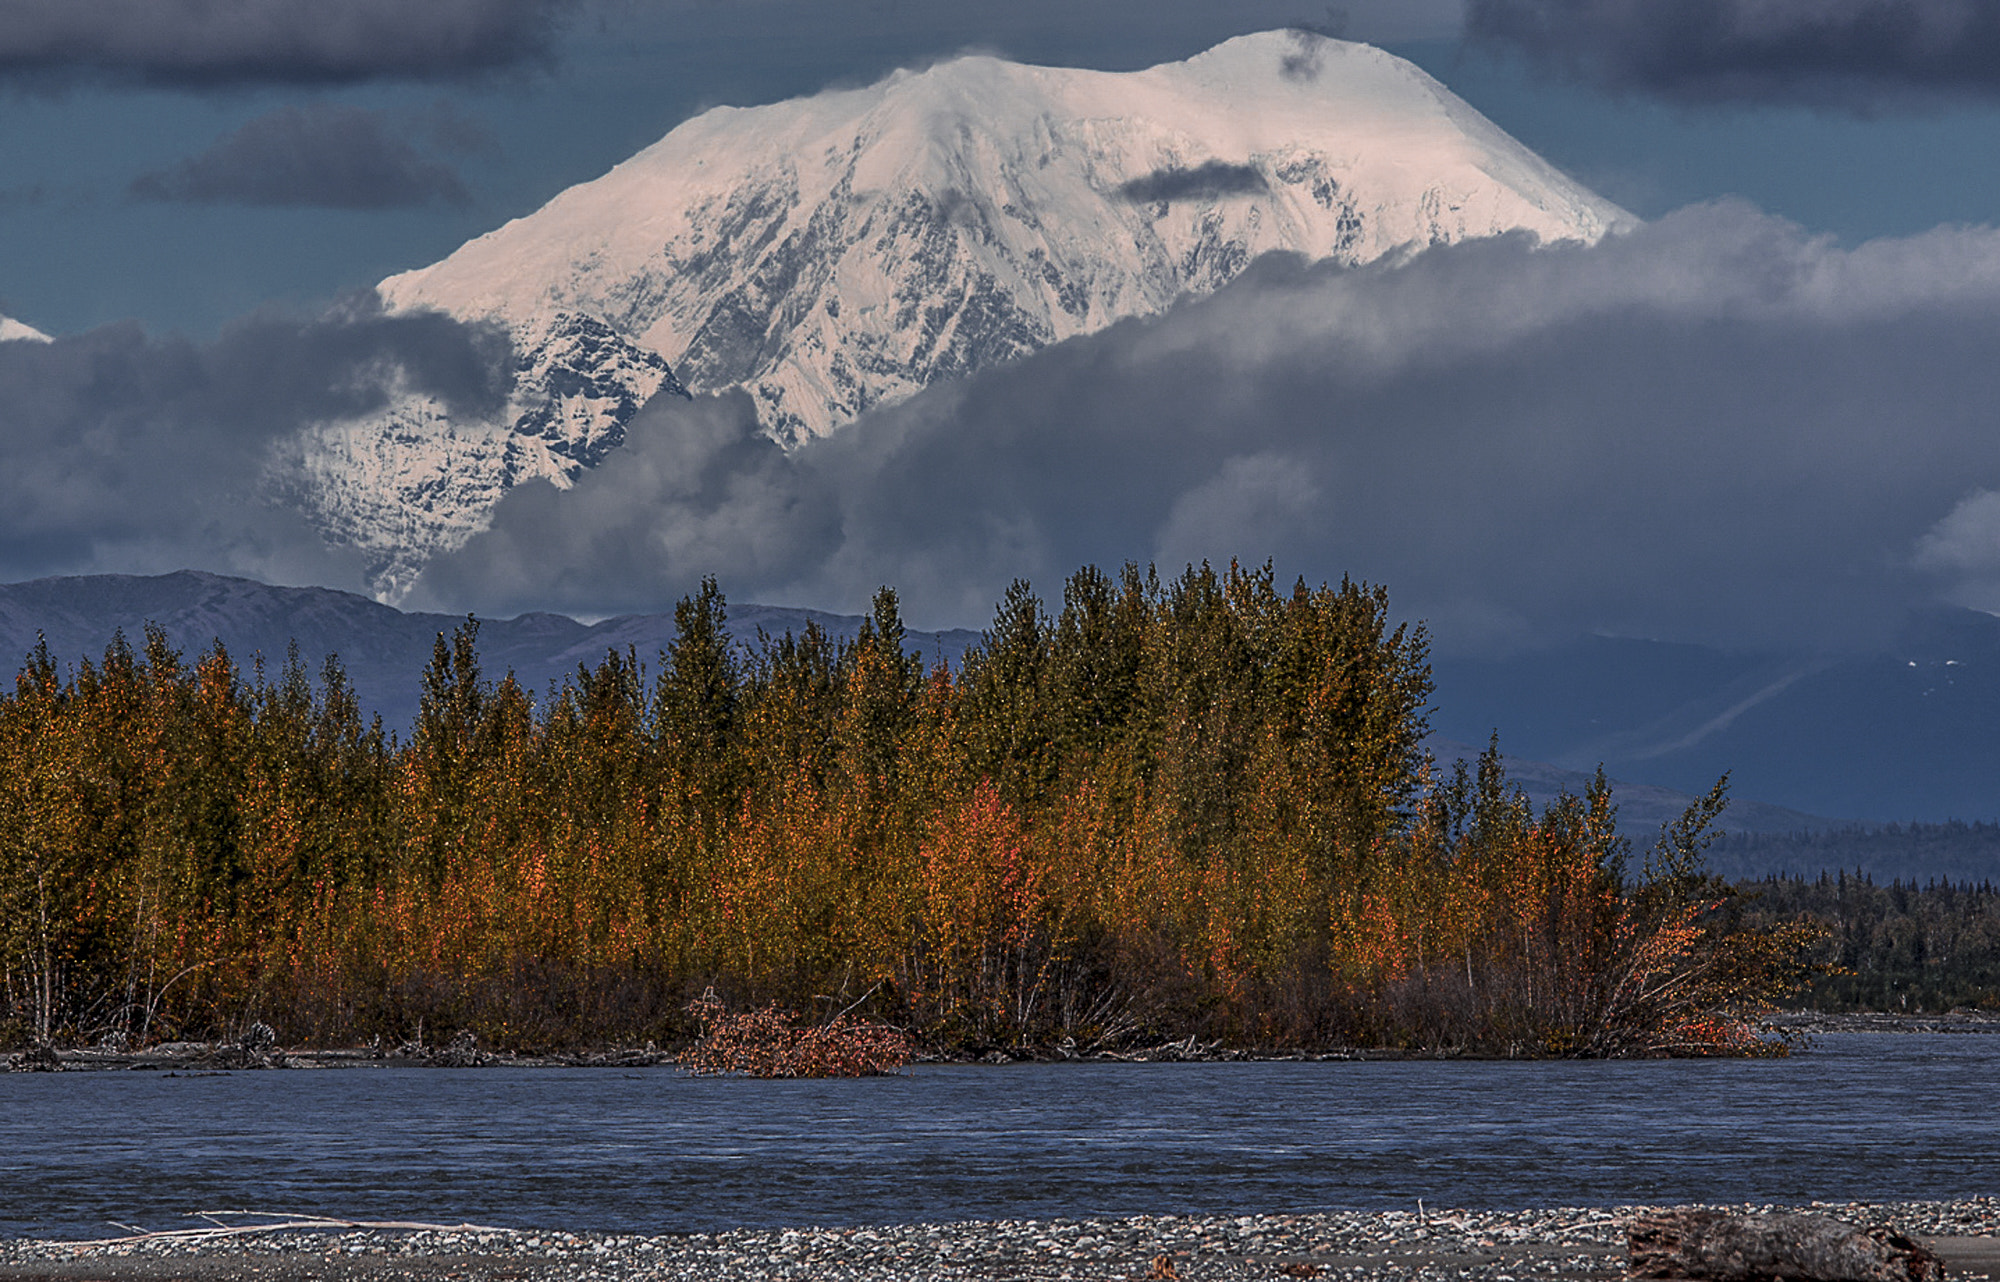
<box><xmin>0</xmin><ymin>563</ymin><xmax>1833</xmax><ymax>1056</ymax></box>
<box><xmin>0</xmin><ymin>569</ymin><xmax>982</xmax><ymax>733</ymax></box>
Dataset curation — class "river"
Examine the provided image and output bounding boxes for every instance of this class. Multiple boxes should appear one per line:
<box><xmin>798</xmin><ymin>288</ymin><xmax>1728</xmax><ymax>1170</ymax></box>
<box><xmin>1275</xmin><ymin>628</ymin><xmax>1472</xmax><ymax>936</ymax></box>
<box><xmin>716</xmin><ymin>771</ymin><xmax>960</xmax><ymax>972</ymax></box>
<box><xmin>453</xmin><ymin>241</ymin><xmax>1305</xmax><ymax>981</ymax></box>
<box><xmin>2</xmin><ymin>1033</ymin><xmax>1994</xmax><ymax>1240</ymax></box>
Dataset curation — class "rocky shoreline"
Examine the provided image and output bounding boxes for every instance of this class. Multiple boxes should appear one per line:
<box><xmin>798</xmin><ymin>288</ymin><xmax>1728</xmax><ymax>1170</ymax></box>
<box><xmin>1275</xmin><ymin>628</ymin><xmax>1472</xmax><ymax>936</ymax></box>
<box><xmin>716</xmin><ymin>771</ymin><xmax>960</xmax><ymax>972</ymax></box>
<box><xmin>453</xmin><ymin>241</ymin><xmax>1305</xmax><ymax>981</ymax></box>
<box><xmin>1</xmin><ymin>1202</ymin><xmax>1995</xmax><ymax>1282</ymax></box>
<box><xmin>10</xmin><ymin>1009</ymin><xmax>1998</xmax><ymax>1073</ymax></box>
<box><xmin>1759</xmin><ymin>1009</ymin><xmax>2000</xmax><ymax>1036</ymax></box>
<box><xmin>3</xmin><ymin>1038</ymin><xmax>1362</xmax><ymax>1073</ymax></box>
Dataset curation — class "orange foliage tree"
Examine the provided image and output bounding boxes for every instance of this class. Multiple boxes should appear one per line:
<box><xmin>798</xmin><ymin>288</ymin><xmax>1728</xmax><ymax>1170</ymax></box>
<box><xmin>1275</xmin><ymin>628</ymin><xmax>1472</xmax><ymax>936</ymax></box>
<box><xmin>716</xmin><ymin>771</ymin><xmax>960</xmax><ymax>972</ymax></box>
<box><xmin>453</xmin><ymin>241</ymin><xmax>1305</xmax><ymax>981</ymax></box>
<box><xmin>0</xmin><ymin>566</ymin><xmax>1821</xmax><ymax>1056</ymax></box>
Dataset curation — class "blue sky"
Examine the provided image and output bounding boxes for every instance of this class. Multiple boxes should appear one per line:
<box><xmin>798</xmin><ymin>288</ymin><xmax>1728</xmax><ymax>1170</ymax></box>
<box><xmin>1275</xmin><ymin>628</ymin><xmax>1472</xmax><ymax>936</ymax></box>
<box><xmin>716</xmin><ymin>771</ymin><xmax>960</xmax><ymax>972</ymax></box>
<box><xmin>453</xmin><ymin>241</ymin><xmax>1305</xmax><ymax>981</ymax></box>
<box><xmin>4</xmin><ymin>0</ymin><xmax>1998</xmax><ymax>339</ymax></box>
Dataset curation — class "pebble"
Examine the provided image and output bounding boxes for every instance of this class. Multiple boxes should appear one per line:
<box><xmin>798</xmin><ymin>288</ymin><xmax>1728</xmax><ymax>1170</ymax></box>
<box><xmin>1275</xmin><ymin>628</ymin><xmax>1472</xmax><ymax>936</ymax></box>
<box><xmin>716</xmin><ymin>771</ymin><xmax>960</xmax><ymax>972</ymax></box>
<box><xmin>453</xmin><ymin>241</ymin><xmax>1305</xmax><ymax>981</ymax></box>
<box><xmin>1</xmin><ymin>1200</ymin><xmax>1993</xmax><ymax>1281</ymax></box>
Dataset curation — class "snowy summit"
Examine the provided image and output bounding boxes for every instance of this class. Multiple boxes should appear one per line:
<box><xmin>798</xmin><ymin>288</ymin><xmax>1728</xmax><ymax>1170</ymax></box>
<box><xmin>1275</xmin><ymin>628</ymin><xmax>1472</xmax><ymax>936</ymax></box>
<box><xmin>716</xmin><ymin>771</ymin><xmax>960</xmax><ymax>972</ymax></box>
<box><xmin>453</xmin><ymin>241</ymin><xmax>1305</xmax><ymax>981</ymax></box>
<box><xmin>289</xmin><ymin>30</ymin><xmax>1631</xmax><ymax>598</ymax></box>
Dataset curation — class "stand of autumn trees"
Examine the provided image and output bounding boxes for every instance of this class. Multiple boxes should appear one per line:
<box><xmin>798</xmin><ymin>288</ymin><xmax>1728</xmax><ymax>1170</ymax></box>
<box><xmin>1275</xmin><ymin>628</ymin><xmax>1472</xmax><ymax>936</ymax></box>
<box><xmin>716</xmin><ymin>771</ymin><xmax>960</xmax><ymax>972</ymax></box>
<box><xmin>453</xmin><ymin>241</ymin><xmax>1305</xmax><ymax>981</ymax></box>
<box><xmin>0</xmin><ymin>563</ymin><xmax>1821</xmax><ymax>1057</ymax></box>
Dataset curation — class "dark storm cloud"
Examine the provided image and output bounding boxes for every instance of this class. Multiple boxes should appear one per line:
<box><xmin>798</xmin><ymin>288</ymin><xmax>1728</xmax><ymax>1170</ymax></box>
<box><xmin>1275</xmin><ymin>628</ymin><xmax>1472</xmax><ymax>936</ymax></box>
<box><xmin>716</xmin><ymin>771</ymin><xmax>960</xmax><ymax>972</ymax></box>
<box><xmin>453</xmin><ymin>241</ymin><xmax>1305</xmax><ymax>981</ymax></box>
<box><xmin>0</xmin><ymin>298</ymin><xmax>510</xmax><ymax>588</ymax></box>
<box><xmin>131</xmin><ymin>105</ymin><xmax>472</xmax><ymax>211</ymax></box>
<box><xmin>411</xmin><ymin>203</ymin><xmax>2000</xmax><ymax>655</ymax></box>
<box><xmin>1116</xmin><ymin>161</ymin><xmax>1270</xmax><ymax>205</ymax></box>
<box><xmin>413</xmin><ymin>392</ymin><xmax>841</xmax><ymax>618</ymax></box>
<box><xmin>1466</xmin><ymin>0</ymin><xmax>2000</xmax><ymax>109</ymax></box>
<box><xmin>0</xmin><ymin>0</ymin><xmax>576</xmax><ymax>88</ymax></box>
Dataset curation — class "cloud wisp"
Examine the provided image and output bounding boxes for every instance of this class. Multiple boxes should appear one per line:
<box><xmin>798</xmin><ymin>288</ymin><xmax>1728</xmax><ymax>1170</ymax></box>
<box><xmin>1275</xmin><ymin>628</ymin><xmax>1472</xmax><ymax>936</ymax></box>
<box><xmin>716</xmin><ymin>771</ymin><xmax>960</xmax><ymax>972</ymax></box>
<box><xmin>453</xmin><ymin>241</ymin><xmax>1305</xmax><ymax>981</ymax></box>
<box><xmin>1465</xmin><ymin>0</ymin><xmax>2000</xmax><ymax>110</ymax></box>
<box><xmin>412</xmin><ymin>202</ymin><xmax>2000</xmax><ymax>655</ymax></box>
<box><xmin>0</xmin><ymin>298</ymin><xmax>510</xmax><ymax>590</ymax></box>
<box><xmin>1115</xmin><ymin>160</ymin><xmax>1271</xmax><ymax>204</ymax></box>
<box><xmin>1916</xmin><ymin>489</ymin><xmax>2000</xmax><ymax>613</ymax></box>
<box><xmin>130</xmin><ymin>104</ymin><xmax>473</xmax><ymax>210</ymax></box>
<box><xmin>0</xmin><ymin>0</ymin><xmax>577</xmax><ymax>88</ymax></box>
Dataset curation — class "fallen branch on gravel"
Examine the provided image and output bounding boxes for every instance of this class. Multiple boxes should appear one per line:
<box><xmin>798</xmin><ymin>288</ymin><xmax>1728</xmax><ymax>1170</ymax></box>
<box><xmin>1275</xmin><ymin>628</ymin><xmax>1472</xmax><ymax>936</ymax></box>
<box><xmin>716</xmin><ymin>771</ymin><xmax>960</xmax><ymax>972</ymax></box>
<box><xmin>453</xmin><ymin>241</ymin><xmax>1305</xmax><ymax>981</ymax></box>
<box><xmin>66</xmin><ymin>1212</ymin><xmax>518</xmax><ymax>1248</ymax></box>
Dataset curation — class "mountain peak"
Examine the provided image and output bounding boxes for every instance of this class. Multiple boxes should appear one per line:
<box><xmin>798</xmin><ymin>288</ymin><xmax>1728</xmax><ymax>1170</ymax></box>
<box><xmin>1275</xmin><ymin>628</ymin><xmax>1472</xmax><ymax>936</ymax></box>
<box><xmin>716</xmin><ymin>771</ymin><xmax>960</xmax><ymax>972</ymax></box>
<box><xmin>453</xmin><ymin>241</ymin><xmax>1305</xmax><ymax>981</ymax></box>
<box><xmin>297</xmin><ymin>32</ymin><xmax>1627</xmax><ymax>599</ymax></box>
<box><xmin>384</xmin><ymin>30</ymin><xmax>1627</xmax><ymax>381</ymax></box>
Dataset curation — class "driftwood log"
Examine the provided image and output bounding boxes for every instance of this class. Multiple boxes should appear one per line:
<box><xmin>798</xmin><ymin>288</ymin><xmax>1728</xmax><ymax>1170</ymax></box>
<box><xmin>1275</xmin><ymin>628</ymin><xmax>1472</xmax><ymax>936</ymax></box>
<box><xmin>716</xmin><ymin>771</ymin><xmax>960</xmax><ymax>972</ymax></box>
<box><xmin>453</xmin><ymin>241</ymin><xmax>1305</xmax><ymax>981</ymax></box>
<box><xmin>67</xmin><ymin>1213</ymin><xmax>519</xmax><ymax>1249</ymax></box>
<box><xmin>1628</xmin><ymin>1211</ymin><xmax>1945</xmax><ymax>1282</ymax></box>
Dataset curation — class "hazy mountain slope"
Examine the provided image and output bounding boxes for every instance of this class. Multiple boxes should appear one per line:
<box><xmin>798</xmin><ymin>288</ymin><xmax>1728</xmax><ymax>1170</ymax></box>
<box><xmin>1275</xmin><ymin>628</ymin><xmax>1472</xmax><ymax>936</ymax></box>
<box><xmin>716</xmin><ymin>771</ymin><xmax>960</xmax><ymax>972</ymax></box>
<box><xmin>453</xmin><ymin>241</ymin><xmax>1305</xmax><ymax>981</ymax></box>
<box><xmin>1431</xmin><ymin>610</ymin><xmax>2000</xmax><ymax>823</ymax></box>
<box><xmin>285</xmin><ymin>31</ymin><xmax>1628</xmax><ymax>597</ymax></box>
<box><xmin>1424</xmin><ymin>736</ymin><xmax>1838</xmax><ymax>839</ymax></box>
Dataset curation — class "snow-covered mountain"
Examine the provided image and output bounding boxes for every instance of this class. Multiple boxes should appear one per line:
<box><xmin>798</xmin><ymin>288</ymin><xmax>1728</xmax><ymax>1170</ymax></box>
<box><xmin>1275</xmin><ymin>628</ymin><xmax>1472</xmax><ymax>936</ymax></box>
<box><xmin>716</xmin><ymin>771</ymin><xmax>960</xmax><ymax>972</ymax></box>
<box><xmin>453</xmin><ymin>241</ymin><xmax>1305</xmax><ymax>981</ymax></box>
<box><xmin>0</xmin><ymin>313</ymin><xmax>50</xmax><ymax>343</ymax></box>
<box><xmin>290</xmin><ymin>30</ymin><xmax>1631</xmax><ymax>598</ymax></box>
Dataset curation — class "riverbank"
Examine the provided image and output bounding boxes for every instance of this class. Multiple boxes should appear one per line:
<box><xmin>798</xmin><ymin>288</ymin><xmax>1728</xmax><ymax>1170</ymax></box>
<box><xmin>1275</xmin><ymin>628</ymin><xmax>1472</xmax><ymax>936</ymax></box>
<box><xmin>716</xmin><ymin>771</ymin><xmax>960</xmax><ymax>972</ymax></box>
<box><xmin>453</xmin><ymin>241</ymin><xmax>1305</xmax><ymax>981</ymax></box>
<box><xmin>2</xmin><ymin>1202</ymin><xmax>1995</xmax><ymax>1282</ymax></box>
<box><xmin>3</xmin><ymin>1037</ymin><xmax>1379</xmax><ymax>1072</ymax></box>
<box><xmin>11</xmin><ymin>1010</ymin><xmax>1999</xmax><ymax>1072</ymax></box>
<box><xmin>1762</xmin><ymin>1009</ymin><xmax>2000</xmax><ymax>1035</ymax></box>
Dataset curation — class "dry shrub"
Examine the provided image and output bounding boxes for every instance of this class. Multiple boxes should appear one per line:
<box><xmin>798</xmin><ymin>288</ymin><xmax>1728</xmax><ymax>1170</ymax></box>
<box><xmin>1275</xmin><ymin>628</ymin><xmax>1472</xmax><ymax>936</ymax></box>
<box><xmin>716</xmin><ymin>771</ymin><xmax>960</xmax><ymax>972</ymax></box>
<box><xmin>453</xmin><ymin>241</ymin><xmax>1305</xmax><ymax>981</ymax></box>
<box><xmin>677</xmin><ymin>988</ymin><xmax>911</xmax><ymax>1077</ymax></box>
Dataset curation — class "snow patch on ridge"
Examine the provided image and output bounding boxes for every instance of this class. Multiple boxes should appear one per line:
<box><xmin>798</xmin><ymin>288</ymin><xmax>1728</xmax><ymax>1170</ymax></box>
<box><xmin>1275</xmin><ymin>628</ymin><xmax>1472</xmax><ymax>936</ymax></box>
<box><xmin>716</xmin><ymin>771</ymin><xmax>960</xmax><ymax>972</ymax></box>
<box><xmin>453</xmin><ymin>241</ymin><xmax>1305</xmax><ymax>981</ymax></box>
<box><xmin>0</xmin><ymin>314</ymin><xmax>51</xmax><ymax>343</ymax></box>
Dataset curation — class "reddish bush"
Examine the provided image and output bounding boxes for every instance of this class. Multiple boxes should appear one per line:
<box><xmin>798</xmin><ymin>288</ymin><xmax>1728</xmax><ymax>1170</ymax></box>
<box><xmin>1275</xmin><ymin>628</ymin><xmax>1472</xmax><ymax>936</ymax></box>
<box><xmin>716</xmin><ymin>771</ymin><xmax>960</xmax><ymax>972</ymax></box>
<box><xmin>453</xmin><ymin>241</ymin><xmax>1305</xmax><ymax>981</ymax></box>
<box><xmin>677</xmin><ymin>989</ymin><xmax>911</xmax><ymax>1077</ymax></box>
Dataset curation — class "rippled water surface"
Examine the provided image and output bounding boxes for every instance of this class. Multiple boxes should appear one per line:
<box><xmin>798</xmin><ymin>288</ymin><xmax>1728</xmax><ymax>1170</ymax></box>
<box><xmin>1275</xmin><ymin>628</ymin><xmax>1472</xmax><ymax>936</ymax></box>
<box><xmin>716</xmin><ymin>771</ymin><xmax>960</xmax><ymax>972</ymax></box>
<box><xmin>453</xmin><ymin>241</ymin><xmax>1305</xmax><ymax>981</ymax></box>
<box><xmin>2</xmin><ymin>1034</ymin><xmax>1995</xmax><ymax>1239</ymax></box>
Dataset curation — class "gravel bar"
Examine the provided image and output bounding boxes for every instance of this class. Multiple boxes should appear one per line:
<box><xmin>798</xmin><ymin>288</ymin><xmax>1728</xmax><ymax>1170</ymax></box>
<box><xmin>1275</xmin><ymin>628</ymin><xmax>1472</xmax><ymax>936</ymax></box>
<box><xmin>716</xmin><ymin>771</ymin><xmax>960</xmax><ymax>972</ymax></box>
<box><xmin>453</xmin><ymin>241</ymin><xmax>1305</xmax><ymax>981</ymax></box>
<box><xmin>2</xmin><ymin>1201</ymin><xmax>1995</xmax><ymax>1282</ymax></box>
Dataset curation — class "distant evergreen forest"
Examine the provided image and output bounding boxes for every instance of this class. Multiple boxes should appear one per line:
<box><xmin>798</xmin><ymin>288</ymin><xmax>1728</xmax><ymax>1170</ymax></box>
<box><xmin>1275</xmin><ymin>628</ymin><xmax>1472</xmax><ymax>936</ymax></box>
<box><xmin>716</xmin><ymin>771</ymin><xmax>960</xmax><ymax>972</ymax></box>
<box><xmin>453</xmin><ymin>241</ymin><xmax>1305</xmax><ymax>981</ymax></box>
<box><xmin>0</xmin><ymin>563</ymin><xmax>1907</xmax><ymax>1058</ymax></box>
<box><xmin>1708</xmin><ymin>823</ymin><xmax>2000</xmax><ymax>887</ymax></box>
<box><xmin>1726</xmin><ymin>874</ymin><xmax>2000</xmax><ymax>1012</ymax></box>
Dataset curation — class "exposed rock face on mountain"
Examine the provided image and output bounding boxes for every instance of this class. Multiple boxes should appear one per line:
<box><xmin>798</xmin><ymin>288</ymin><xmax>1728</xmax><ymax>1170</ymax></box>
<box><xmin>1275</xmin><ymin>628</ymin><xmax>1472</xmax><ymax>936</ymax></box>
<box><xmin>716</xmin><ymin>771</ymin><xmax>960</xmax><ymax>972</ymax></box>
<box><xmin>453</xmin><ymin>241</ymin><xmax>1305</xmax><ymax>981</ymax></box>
<box><xmin>273</xmin><ymin>312</ymin><xmax>685</xmax><ymax>595</ymax></box>
<box><xmin>286</xmin><ymin>30</ymin><xmax>1630</xmax><ymax>597</ymax></box>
